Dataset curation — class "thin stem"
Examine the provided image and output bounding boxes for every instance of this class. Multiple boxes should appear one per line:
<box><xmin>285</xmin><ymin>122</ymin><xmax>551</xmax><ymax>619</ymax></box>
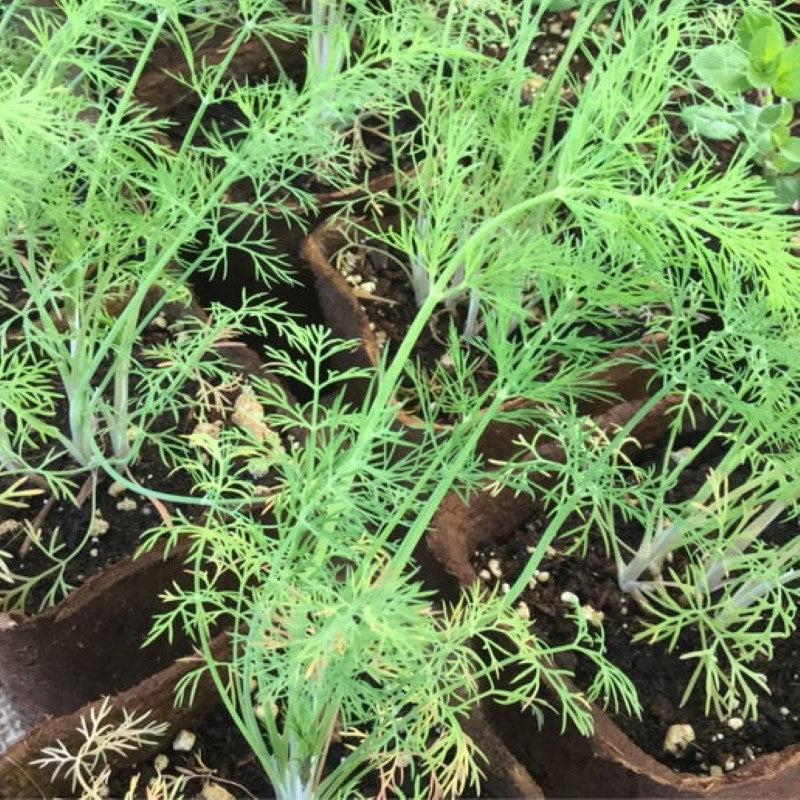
<box><xmin>704</xmin><ymin>497</ymin><xmax>789</xmax><ymax>592</ymax></box>
<box><xmin>504</xmin><ymin>389</ymin><xmax>674</xmax><ymax>607</ymax></box>
<box><xmin>721</xmin><ymin>568</ymin><xmax>800</xmax><ymax>628</ymax></box>
<box><xmin>108</xmin><ymin>306</ymin><xmax>139</xmax><ymax>459</ymax></box>
<box><xmin>371</xmin><ymin>187</ymin><xmax>567</xmax><ymax>413</ymax></box>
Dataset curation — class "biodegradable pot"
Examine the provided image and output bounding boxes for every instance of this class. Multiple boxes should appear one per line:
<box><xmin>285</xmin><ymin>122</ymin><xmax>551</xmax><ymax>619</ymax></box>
<box><xmin>0</xmin><ymin>545</ymin><xmax>227</xmax><ymax>797</ymax></box>
<box><xmin>420</xmin><ymin>397</ymin><xmax>800</xmax><ymax>798</ymax></box>
<box><xmin>299</xmin><ymin>214</ymin><xmax>667</xmax><ymax>457</ymax></box>
<box><xmin>190</xmin><ymin>173</ymin><xmax>398</xmax><ymax>406</ymax></box>
<box><xmin>461</xmin><ymin>704</ymin><xmax>545</xmax><ymax>800</ymax></box>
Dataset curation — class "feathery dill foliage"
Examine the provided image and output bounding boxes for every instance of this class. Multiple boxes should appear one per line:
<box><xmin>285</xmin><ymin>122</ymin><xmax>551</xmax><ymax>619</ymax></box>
<box><xmin>5</xmin><ymin>0</ymin><xmax>800</xmax><ymax>797</ymax></box>
<box><xmin>0</xmin><ymin>0</ymin><xmax>357</xmax><ymax>489</ymax></box>
<box><xmin>147</xmin><ymin>0</ymin><xmax>798</xmax><ymax>794</ymax></box>
<box><xmin>375</xmin><ymin>0</ymin><xmax>800</xmax><ymax>341</ymax></box>
<box><xmin>468</xmin><ymin>0</ymin><xmax>800</xmax><ymax>724</ymax></box>
<box><xmin>142</xmin><ymin>314</ymin><xmax>638</xmax><ymax>799</ymax></box>
<box><xmin>31</xmin><ymin>698</ymin><xmax>168</xmax><ymax>800</ymax></box>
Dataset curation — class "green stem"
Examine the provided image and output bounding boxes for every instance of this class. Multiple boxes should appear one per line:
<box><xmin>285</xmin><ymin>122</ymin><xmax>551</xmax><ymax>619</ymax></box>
<box><xmin>371</xmin><ymin>187</ymin><xmax>567</xmax><ymax>414</ymax></box>
<box><xmin>503</xmin><ymin>389</ymin><xmax>674</xmax><ymax>607</ymax></box>
<box><xmin>108</xmin><ymin>306</ymin><xmax>139</xmax><ymax>460</ymax></box>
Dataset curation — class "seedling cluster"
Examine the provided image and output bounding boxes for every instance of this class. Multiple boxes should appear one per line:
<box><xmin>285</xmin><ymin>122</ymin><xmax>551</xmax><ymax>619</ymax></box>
<box><xmin>2</xmin><ymin>0</ymin><xmax>799</xmax><ymax>797</ymax></box>
<box><xmin>683</xmin><ymin>7</ymin><xmax>800</xmax><ymax>205</ymax></box>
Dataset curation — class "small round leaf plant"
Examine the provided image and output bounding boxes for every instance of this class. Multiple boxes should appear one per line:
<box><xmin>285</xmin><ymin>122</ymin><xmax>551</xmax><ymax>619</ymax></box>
<box><xmin>682</xmin><ymin>5</ymin><xmax>800</xmax><ymax>206</ymax></box>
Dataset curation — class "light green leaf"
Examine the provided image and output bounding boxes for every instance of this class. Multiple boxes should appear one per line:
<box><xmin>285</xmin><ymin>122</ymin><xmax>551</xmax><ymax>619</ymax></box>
<box><xmin>774</xmin><ymin>42</ymin><xmax>800</xmax><ymax>99</ymax></box>
<box><xmin>736</xmin><ymin>9</ymin><xmax>780</xmax><ymax>51</ymax></box>
<box><xmin>731</xmin><ymin>101</ymin><xmax>760</xmax><ymax>136</ymax></box>
<box><xmin>757</xmin><ymin>103</ymin><xmax>787</xmax><ymax>129</ymax></box>
<box><xmin>755</xmin><ymin>129</ymin><xmax>776</xmax><ymax>157</ymax></box>
<box><xmin>746</xmin><ymin>25</ymin><xmax>785</xmax><ymax>88</ymax></box>
<box><xmin>778</xmin><ymin>137</ymin><xmax>800</xmax><ymax>167</ymax></box>
<box><xmin>769</xmin><ymin>124</ymin><xmax>791</xmax><ymax>150</ymax></box>
<box><xmin>692</xmin><ymin>43</ymin><xmax>750</xmax><ymax>93</ymax></box>
<box><xmin>767</xmin><ymin>175</ymin><xmax>800</xmax><ymax>206</ymax></box>
<box><xmin>682</xmin><ymin>104</ymin><xmax>740</xmax><ymax>140</ymax></box>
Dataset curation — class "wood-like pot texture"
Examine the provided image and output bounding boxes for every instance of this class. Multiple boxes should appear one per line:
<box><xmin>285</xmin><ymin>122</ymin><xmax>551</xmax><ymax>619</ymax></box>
<box><xmin>0</xmin><ymin>545</ymin><xmax>225</xmax><ymax>797</ymax></box>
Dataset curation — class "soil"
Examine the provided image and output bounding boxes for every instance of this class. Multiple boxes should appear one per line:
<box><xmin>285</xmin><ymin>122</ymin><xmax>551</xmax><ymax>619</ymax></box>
<box><xmin>471</xmin><ymin>423</ymin><xmax>800</xmax><ymax>778</ymax></box>
<box><xmin>0</xmin><ymin>294</ymin><xmax>265</xmax><ymax>613</ymax></box>
<box><xmin>108</xmin><ymin>705</ymin><xmax>274</xmax><ymax>799</ymax></box>
<box><xmin>329</xmin><ymin>221</ymin><xmax>500</xmax><ymax>414</ymax></box>
<box><xmin>109</xmin><ymin>703</ymin><xmax>491</xmax><ymax>800</ymax></box>
<box><xmin>0</xmin><ymin>446</ymin><xmax>195</xmax><ymax>614</ymax></box>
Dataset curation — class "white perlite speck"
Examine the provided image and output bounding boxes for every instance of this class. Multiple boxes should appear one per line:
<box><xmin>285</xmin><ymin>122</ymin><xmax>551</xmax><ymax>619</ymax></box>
<box><xmin>90</xmin><ymin>514</ymin><xmax>110</xmax><ymax>536</ymax></box>
<box><xmin>663</xmin><ymin>723</ymin><xmax>695</xmax><ymax>756</ymax></box>
<box><xmin>201</xmin><ymin>783</ymin><xmax>235</xmax><ymax>800</ymax></box>
<box><xmin>559</xmin><ymin>591</ymin><xmax>579</xmax><ymax>606</ymax></box>
<box><xmin>172</xmin><ymin>729</ymin><xmax>196</xmax><ymax>751</ymax></box>
<box><xmin>153</xmin><ymin>754</ymin><xmax>169</xmax><ymax>772</ymax></box>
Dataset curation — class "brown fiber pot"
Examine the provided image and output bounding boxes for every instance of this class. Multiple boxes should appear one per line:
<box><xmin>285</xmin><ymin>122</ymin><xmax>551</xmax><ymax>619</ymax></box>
<box><xmin>0</xmin><ymin>545</ymin><xmax>226</xmax><ymax>797</ymax></box>
<box><xmin>300</xmin><ymin>214</ymin><xmax>668</xmax><ymax>459</ymax></box>
<box><xmin>420</xmin><ymin>396</ymin><xmax>800</xmax><ymax>798</ymax></box>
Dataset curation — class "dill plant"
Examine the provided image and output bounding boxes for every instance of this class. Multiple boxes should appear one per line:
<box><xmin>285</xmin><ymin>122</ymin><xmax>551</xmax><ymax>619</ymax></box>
<box><xmin>0</xmin><ymin>0</ymin><xmax>356</xmax><ymax>490</ymax></box>
<box><xmin>142</xmin><ymin>306</ymin><xmax>638</xmax><ymax>799</ymax></box>
<box><xmin>487</xmin><ymin>300</ymin><xmax>800</xmax><ymax>721</ymax></box>
<box><xmin>609</xmin><ymin>293</ymin><xmax>800</xmax><ymax>720</ymax></box>
<box><xmin>0</xmin><ymin>0</ymin><xmax>401</xmax><ymax>608</ymax></box>
<box><xmin>6</xmin><ymin>0</ymin><xmax>799</xmax><ymax>795</ymax></box>
<box><xmin>373</xmin><ymin>0</ymin><xmax>800</xmax><ymax>343</ymax></box>
<box><xmin>366</xmin><ymin>0</ymin><xmax>800</xmax><ymax>730</ymax></box>
<box><xmin>31</xmin><ymin>697</ymin><xmax>168</xmax><ymax>800</ymax></box>
<box><xmin>295</xmin><ymin>0</ymin><xmax>517</xmax><ymax>178</ymax></box>
<box><xmin>141</xmin><ymin>0</ymin><xmax>800</xmax><ymax>794</ymax></box>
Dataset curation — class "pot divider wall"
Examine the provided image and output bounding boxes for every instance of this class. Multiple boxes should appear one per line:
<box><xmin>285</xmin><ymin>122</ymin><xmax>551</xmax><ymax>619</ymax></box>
<box><xmin>420</xmin><ymin>394</ymin><xmax>800</xmax><ymax>798</ymax></box>
<box><xmin>461</xmin><ymin>705</ymin><xmax>545</xmax><ymax>800</ymax></box>
<box><xmin>300</xmin><ymin>214</ymin><xmax>668</xmax><ymax>459</ymax></box>
<box><xmin>0</xmin><ymin>544</ymin><xmax>227</xmax><ymax>798</ymax></box>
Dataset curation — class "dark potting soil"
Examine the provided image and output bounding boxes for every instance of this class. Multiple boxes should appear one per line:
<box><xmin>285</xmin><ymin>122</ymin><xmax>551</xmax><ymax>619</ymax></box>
<box><xmin>471</xmin><ymin>426</ymin><xmax>800</xmax><ymax>777</ymax></box>
<box><xmin>107</xmin><ymin>704</ymin><xmax>275</xmax><ymax>799</ymax></box>
<box><xmin>0</xmin><ymin>298</ymin><xmax>259</xmax><ymax>613</ymax></box>
<box><xmin>110</xmin><ymin>702</ymin><xmax>500</xmax><ymax>800</ymax></box>
<box><xmin>0</xmin><ymin>443</ymin><xmax>196</xmax><ymax>614</ymax></box>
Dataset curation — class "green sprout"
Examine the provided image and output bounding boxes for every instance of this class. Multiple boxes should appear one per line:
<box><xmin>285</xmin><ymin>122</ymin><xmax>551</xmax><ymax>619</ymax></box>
<box><xmin>682</xmin><ymin>6</ymin><xmax>800</xmax><ymax>206</ymax></box>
